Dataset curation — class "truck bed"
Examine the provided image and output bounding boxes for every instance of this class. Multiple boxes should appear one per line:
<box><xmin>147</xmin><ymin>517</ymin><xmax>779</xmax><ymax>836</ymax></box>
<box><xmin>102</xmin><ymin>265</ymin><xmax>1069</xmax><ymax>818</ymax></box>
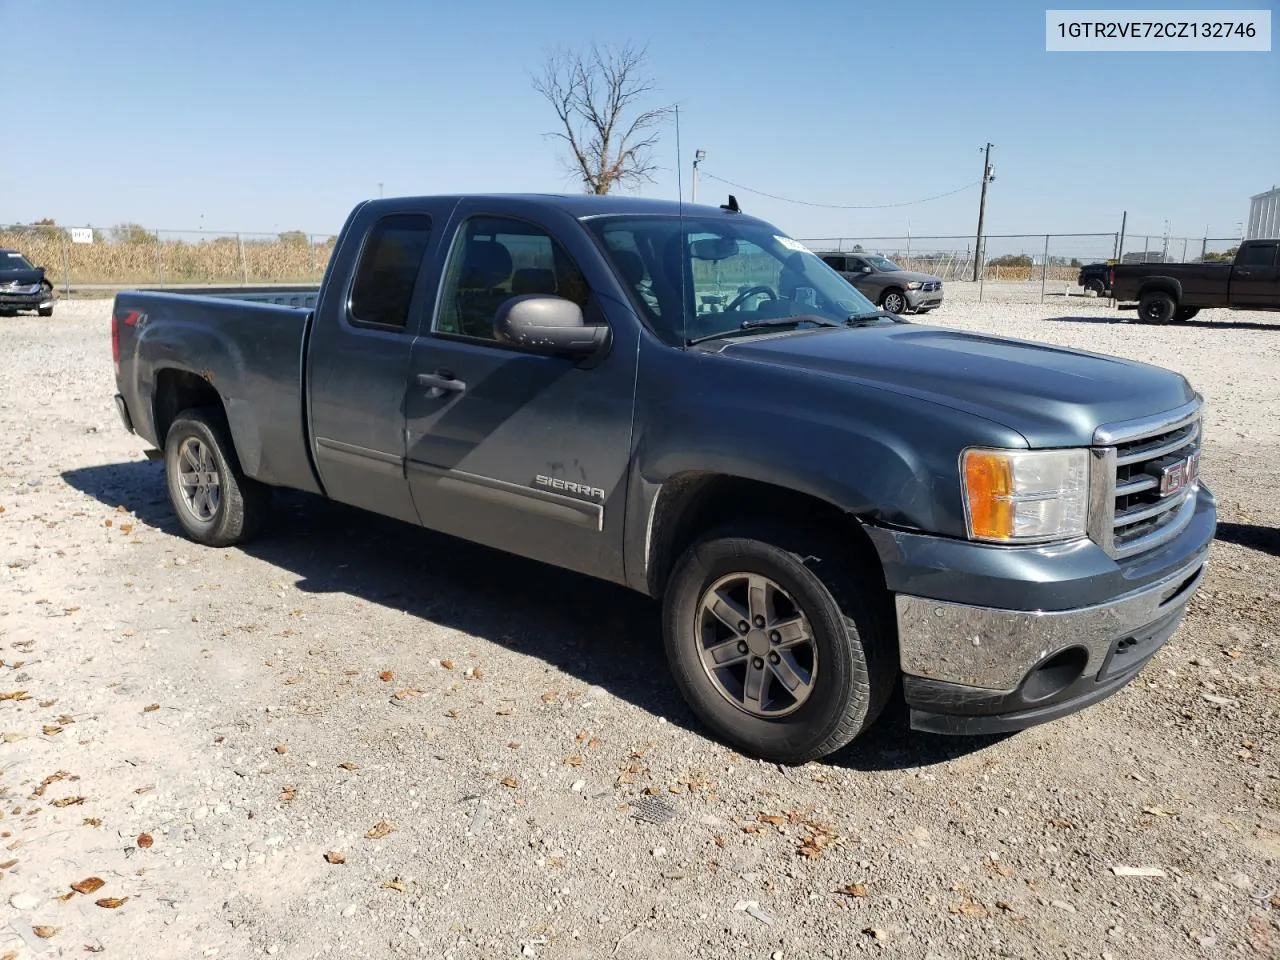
<box><xmin>113</xmin><ymin>289</ymin><xmax>322</xmax><ymax>495</ymax></box>
<box><xmin>138</xmin><ymin>285</ymin><xmax>322</xmax><ymax>309</ymax></box>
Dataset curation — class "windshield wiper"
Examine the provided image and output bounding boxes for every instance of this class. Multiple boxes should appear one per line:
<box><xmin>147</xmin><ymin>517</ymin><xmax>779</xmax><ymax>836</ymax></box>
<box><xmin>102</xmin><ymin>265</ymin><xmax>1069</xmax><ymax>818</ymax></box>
<box><xmin>845</xmin><ymin>310</ymin><xmax>902</xmax><ymax>326</ymax></box>
<box><xmin>686</xmin><ymin>314</ymin><xmax>840</xmax><ymax>346</ymax></box>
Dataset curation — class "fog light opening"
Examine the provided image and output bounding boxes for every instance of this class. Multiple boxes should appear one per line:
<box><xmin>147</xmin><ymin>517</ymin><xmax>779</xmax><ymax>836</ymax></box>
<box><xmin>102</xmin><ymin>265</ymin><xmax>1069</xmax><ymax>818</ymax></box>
<box><xmin>1022</xmin><ymin>647</ymin><xmax>1089</xmax><ymax>702</ymax></box>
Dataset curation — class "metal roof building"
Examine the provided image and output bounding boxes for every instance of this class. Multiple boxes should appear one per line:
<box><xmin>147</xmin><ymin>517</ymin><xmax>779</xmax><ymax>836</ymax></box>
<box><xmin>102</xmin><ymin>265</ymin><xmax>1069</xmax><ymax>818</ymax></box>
<box><xmin>1247</xmin><ymin>186</ymin><xmax>1280</xmax><ymax>240</ymax></box>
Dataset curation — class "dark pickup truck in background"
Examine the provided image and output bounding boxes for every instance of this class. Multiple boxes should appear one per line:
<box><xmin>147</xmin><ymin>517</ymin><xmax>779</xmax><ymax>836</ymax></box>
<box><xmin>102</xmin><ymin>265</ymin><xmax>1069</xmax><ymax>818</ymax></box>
<box><xmin>1111</xmin><ymin>238</ymin><xmax>1280</xmax><ymax>323</ymax></box>
<box><xmin>110</xmin><ymin>194</ymin><xmax>1215</xmax><ymax>763</ymax></box>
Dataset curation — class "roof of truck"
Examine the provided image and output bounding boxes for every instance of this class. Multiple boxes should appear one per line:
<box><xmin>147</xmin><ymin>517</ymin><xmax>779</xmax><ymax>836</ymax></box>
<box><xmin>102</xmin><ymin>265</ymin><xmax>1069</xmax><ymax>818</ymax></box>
<box><xmin>367</xmin><ymin>194</ymin><xmax>760</xmax><ymax>221</ymax></box>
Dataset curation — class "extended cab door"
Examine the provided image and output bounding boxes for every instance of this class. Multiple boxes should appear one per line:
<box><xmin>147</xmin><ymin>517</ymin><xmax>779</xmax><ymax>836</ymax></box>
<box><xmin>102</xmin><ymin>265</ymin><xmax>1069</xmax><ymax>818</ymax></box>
<box><xmin>1230</xmin><ymin>241</ymin><xmax>1280</xmax><ymax>308</ymax></box>
<box><xmin>402</xmin><ymin>200</ymin><xmax>640</xmax><ymax>584</ymax></box>
<box><xmin>305</xmin><ymin>199</ymin><xmax>457</xmax><ymax>523</ymax></box>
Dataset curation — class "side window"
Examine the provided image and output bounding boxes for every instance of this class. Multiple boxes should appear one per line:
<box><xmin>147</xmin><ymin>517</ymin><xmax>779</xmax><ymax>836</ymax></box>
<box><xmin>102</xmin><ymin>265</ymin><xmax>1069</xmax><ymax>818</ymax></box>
<box><xmin>435</xmin><ymin>216</ymin><xmax>592</xmax><ymax>341</ymax></box>
<box><xmin>1238</xmin><ymin>243</ymin><xmax>1278</xmax><ymax>268</ymax></box>
<box><xmin>348</xmin><ymin>214</ymin><xmax>433</xmax><ymax>329</ymax></box>
<box><xmin>821</xmin><ymin>255</ymin><xmax>845</xmax><ymax>271</ymax></box>
<box><xmin>849</xmin><ymin>258</ymin><xmax>868</xmax><ymax>271</ymax></box>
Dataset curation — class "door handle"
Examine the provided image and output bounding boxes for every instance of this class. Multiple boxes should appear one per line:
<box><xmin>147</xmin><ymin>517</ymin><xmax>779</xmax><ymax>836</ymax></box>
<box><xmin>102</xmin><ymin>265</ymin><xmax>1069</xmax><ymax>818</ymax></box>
<box><xmin>416</xmin><ymin>371</ymin><xmax>466</xmax><ymax>394</ymax></box>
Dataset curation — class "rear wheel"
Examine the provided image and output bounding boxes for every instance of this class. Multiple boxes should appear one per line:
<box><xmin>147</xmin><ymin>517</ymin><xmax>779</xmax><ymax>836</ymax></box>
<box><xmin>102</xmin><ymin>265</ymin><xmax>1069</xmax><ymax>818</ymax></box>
<box><xmin>662</xmin><ymin>524</ymin><xmax>895</xmax><ymax>764</ymax></box>
<box><xmin>1173</xmin><ymin>307</ymin><xmax>1199</xmax><ymax>322</ymax></box>
<box><xmin>1085</xmin><ymin>278</ymin><xmax>1106</xmax><ymax>296</ymax></box>
<box><xmin>38</xmin><ymin>306</ymin><xmax>53</xmax><ymax>317</ymax></box>
<box><xmin>1137</xmin><ymin>290</ymin><xmax>1177</xmax><ymax>324</ymax></box>
<box><xmin>164</xmin><ymin>408</ymin><xmax>270</xmax><ymax>547</ymax></box>
<box><xmin>881</xmin><ymin>290</ymin><xmax>906</xmax><ymax>314</ymax></box>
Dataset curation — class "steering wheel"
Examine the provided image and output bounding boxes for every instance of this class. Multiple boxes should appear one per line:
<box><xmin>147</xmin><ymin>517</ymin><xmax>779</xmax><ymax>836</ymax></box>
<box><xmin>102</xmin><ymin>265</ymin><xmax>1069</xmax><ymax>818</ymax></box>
<box><xmin>724</xmin><ymin>285</ymin><xmax>777</xmax><ymax>312</ymax></box>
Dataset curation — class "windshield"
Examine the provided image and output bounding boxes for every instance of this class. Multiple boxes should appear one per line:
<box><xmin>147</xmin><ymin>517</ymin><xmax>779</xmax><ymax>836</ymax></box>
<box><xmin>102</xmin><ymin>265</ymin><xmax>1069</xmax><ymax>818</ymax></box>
<box><xmin>584</xmin><ymin>216</ymin><xmax>880</xmax><ymax>346</ymax></box>
<box><xmin>1</xmin><ymin>252</ymin><xmax>35</xmax><ymax>273</ymax></box>
<box><xmin>864</xmin><ymin>255</ymin><xmax>902</xmax><ymax>272</ymax></box>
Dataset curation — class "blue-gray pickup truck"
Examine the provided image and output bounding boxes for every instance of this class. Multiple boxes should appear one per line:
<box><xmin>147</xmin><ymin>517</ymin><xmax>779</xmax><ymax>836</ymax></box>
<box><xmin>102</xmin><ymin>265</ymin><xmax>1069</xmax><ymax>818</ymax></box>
<box><xmin>110</xmin><ymin>194</ymin><xmax>1216</xmax><ymax>763</ymax></box>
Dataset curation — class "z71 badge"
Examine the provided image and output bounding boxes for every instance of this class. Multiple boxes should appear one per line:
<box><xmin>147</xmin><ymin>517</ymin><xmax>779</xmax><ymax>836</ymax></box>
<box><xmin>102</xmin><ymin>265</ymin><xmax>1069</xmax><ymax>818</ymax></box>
<box><xmin>534</xmin><ymin>475</ymin><xmax>605</xmax><ymax>500</ymax></box>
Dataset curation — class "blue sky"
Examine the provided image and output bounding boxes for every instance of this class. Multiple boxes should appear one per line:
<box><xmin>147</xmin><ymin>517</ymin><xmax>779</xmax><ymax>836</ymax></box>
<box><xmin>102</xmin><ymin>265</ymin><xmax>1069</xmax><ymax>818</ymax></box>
<box><xmin>2</xmin><ymin>0</ymin><xmax>1275</xmax><ymax>243</ymax></box>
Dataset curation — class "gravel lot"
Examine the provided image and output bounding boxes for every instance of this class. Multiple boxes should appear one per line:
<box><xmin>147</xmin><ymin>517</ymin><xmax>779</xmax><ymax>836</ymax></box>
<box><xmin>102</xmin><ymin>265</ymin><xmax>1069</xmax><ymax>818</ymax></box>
<box><xmin>1</xmin><ymin>293</ymin><xmax>1277</xmax><ymax>960</ymax></box>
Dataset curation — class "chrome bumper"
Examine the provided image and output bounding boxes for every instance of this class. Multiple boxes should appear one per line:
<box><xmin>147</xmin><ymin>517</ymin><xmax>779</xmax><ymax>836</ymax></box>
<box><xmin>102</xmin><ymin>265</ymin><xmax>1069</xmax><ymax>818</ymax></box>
<box><xmin>895</xmin><ymin>553</ymin><xmax>1207</xmax><ymax>693</ymax></box>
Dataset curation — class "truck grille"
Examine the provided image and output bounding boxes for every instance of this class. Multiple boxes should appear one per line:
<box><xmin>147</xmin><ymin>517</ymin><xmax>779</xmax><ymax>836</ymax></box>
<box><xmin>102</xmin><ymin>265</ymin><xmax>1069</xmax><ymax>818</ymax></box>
<box><xmin>1089</xmin><ymin>399</ymin><xmax>1203</xmax><ymax>560</ymax></box>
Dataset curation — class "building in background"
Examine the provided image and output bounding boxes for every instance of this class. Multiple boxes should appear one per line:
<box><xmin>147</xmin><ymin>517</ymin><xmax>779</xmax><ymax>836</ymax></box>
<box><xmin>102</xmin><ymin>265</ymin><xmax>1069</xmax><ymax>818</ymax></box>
<box><xmin>1247</xmin><ymin>186</ymin><xmax>1280</xmax><ymax>240</ymax></box>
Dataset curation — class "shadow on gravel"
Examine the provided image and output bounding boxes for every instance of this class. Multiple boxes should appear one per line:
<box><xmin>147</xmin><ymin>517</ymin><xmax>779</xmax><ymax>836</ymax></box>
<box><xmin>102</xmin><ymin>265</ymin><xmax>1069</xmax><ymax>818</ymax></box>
<box><xmin>1215</xmin><ymin>521</ymin><xmax>1280</xmax><ymax>558</ymax></box>
<box><xmin>1043</xmin><ymin>315</ymin><xmax>1280</xmax><ymax>332</ymax></box>
<box><xmin>64</xmin><ymin>459</ymin><xmax>1004</xmax><ymax>772</ymax></box>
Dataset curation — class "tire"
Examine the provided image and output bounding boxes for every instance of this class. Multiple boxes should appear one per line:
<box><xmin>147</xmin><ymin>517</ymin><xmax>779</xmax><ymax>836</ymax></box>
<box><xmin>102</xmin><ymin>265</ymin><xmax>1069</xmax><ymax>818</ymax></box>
<box><xmin>1137</xmin><ymin>290</ymin><xmax>1177</xmax><ymax>324</ymax></box>
<box><xmin>662</xmin><ymin>524</ymin><xmax>895</xmax><ymax>764</ymax></box>
<box><xmin>164</xmin><ymin>408</ymin><xmax>270</xmax><ymax>547</ymax></box>
<box><xmin>1173</xmin><ymin>307</ymin><xmax>1199</xmax><ymax>322</ymax></box>
<box><xmin>38</xmin><ymin>306</ymin><xmax>53</xmax><ymax>317</ymax></box>
<box><xmin>880</xmin><ymin>290</ymin><xmax>906</xmax><ymax>314</ymax></box>
<box><xmin>914</xmin><ymin>307</ymin><xmax>932</xmax><ymax>315</ymax></box>
<box><xmin>1085</xmin><ymin>278</ymin><xmax>1106</xmax><ymax>296</ymax></box>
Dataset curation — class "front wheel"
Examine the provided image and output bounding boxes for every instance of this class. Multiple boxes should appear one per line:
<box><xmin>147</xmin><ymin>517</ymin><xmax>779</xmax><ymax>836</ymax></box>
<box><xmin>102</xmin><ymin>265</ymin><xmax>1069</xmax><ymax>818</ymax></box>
<box><xmin>881</xmin><ymin>290</ymin><xmax>906</xmax><ymax>314</ymax></box>
<box><xmin>1173</xmin><ymin>307</ymin><xmax>1199</xmax><ymax>322</ymax></box>
<box><xmin>1085</xmin><ymin>278</ymin><xmax>1106</xmax><ymax>296</ymax></box>
<box><xmin>38</xmin><ymin>306</ymin><xmax>53</xmax><ymax>317</ymax></box>
<box><xmin>164</xmin><ymin>408</ymin><xmax>270</xmax><ymax>547</ymax></box>
<box><xmin>662</xmin><ymin>525</ymin><xmax>895</xmax><ymax>764</ymax></box>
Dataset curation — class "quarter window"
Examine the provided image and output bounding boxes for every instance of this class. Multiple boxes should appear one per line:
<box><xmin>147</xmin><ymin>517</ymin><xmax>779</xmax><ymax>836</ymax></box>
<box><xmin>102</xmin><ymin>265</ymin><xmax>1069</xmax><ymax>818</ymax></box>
<box><xmin>348</xmin><ymin>214</ymin><xmax>433</xmax><ymax>329</ymax></box>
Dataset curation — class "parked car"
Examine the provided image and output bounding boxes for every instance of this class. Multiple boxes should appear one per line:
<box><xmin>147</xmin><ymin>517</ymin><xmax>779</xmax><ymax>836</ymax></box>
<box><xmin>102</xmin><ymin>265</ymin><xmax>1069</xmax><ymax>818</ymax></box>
<box><xmin>110</xmin><ymin>194</ymin><xmax>1214</xmax><ymax>764</ymax></box>
<box><xmin>1110</xmin><ymin>238</ymin><xmax>1280</xmax><ymax>323</ymax></box>
<box><xmin>1077</xmin><ymin>262</ymin><xmax>1111</xmax><ymax>296</ymax></box>
<box><xmin>817</xmin><ymin>251</ymin><xmax>943</xmax><ymax>314</ymax></box>
<box><xmin>0</xmin><ymin>249</ymin><xmax>55</xmax><ymax>316</ymax></box>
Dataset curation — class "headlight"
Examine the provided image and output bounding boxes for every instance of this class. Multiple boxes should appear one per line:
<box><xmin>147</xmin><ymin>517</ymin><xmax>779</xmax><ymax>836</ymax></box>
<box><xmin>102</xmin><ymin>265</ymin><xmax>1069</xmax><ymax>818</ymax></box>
<box><xmin>962</xmin><ymin>448</ymin><xmax>1089</xmax><ymax>543</ymax></box>
<box><xmin>905</xmin><ymin>281</ymin><xmax>922</xmax><ymax>290</ymax></box>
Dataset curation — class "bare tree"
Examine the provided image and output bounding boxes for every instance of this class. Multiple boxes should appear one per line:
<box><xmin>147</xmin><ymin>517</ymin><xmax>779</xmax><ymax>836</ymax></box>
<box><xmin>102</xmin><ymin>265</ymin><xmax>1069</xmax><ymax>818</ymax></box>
<box><xmin>532</xmin><ymin>43</ymin><xmax>673</xmax><ymax>195</ymax></box>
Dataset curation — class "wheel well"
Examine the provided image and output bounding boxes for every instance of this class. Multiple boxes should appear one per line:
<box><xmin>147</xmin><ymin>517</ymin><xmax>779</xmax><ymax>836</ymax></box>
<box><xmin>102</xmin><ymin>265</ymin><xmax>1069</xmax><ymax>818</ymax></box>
<box><xmin>1138</xmin><ymin>281</ymin><xmax>1179</xmax><ymax>302</ymax></box>
<box><xmin>646</xmin><ymin>473</ymin><xmax>884</xmax><ymax>598</ymax></box>
<box><xmin>153</xmin><ymin>368</ymin><xmax>224</xmax><ymax>444</ymax></box>
<box><xmin>880</xmin><ymin>286</ymin><xmax>904</xmax><ymax>300</ymax></box>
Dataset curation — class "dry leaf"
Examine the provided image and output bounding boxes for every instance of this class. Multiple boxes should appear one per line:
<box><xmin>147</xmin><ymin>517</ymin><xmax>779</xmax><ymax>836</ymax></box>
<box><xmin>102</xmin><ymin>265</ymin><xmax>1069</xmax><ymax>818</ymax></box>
<box><xmin>42</xmin><ymin>725</ymin><xmax>64</xmax><ymax>736</ymax></box>
<box><xmin>587</xmin><ymin>737</ymin><xmax>601</xmax><ymax>749</ymax></box>
<box><xmin>563</xmin><ymin>755</ymin><xmax>584</xmax><ymax>767</ymax></box>
<box><xmin>471</xmin><ymin>667</ymin><xmax>485</xmax><ymax>680</ymax></box>
<box><xmin>82</xmin><ymin>818</ymin><xmax>102</xmax><ymax>828</ymax></box>
<box><xmin>393</xmin><ymin>688</ymin><xmax>423</xmax><ymax>700</ymax></box>
<box><xmin>56</xmin><ymin>714</ymin><xmax>75</xmax><ymax>725</ymax></box>
<box><xmin>440</xmin><ymin>660</ymin><xmax>454</xmax><ymax>670</ymax></box>
<box><xmin>836</xmin><ymin>884</ymin><xmax>869</xmax><ymax>898</ymax></box>
<box><xmin>381</xmin><ymin>880</ymin><xmax>406</xmax><ymax>892</ymax></box>
<box><xmin>500</xmin><ymin>776</ymin><xmax>518</xmax><ymax>789</ymax></box>
<box><xmin>136</xmin><ymin>833</ymin><xmax>153</xmax><ymax>849</ymax></box>
<box><xmin>338</xmin><ymin>761</ymin><xmax>359</xmax><ymax>771</ymax></box>
<box><xmin>142</xmin><ymin>703</ymin><xmax>159</xmax><ymax>713</ymax></box>
<box><xmin>496</xmin><ymin>707</ymin><xmax>513</xmax><ymax>716</ymax></box>
<box><xmin>575</xmin><ymin>730</ymin><xmax>589</xmax><ymax>742</ymax></box>
<box><xmin>444</xmin><ymin>709</ymin><xmax>457</xmax><ymax>718</ymax></box>
<box><xmin>72</xmin><ymin>877</ymin><xmax>106</xmax><ymax>895</ymax></box>
<box><xmin>758</xmin><ymin>814</ymin><xmax>785</xmax><ymax>826</ymax></box>
<box><xmin>51</xmin><ymin>796</ymin><xmax>86</xmax><ymax>808</ymax></box>
<box><xmin>540</xmin><ymin>692</ymin><xmax>557</xmax><ymax>702</ymax></box>
<box><xmin>949</xmin><ymin>897</ymin><xmax>990</xmax><ymax>918</ymax></box>
<box><xmin>33</xmin><ymin>771</ymin><xmax>70</xmax><ymax>798</ymax></box>
<box><xmin>0</xmin><ymin>858</ymin><xmax>17</xmax><ymax>869</ymax></box>
<box><xmin>378</xmin><ymin>671</ymin><xmax>394</xmax><ymax>682</ymax></box>
<box><xmin>0</xmin><ymin>691</ymin><xmax>29</xmax><ymax>701</ymax></box>
<box><xmin>133</xmin><ymin>786</ymin><xmax>154</xmax><ymax>795</ymax></box>
<box><xmin>274</xmin><ymin>744</ymin><xmax>287</xmax><ymax>755</ymax></box>
<box><xmin>39</xmin><ymin>699</ymin><xmax>57</xmax><ymax>708</ymax></box>
<box><xmin>712</xmin><ymin>836</ymin><xmax>726</xmax><ymax>848</ymax></box>
<box><xmin>116</xmin><ymin>505</ymin><xmax>126</xmax><ymax>513</ymax></box>
<box><xmin>280</xmin><ymin>785</ymin><xmax>296</xmax><ymax>803</ymax></box>
<box><xmin>324</xmin><ymin>851</ymin><xmax>345</xmax><ymax>865</ymax></box>
<box><xmin>94</xmin><ymin>897</ymin><xmax>129</xmax><ymax>909</ymax></box>
<box><xmin>364</xmin><ymin>821</ymin><xmax>393</xmax><ymax>840</ymax></box>
<box><xmin>33</xmin><ymin>925</ymin><xmax>60</xmax><ymax>939</ymax></box>
<box><xmin>343</xmin><ymin>669</ymin><xmax>359</xmax><ymax>676</ymax></box>
<box><xmin>119</xmin><ymin>524</ymin><xmax>133</xmax><ymax>535</ymax></box>
<box><xmin>58</xmin><ymin>891</ymin><xmax>76</xmax><ymax>902</ymax></box>
<box><xmin>507</xmin><ymin>741</ymin><xmax>520</xmax><ymax>749</ymax></box>
<box><xmin>104</xmin><ymin>519</ymin><xmax>113</xmax><ymax>527</ymax></box>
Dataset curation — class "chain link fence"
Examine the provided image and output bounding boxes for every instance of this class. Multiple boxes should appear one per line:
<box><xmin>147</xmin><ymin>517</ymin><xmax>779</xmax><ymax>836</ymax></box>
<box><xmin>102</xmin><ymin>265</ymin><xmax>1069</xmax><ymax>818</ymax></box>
<box><xmin>0</xmin><ymin>224</ymin><xmax>338</xmax><ymax>292</ymax></box>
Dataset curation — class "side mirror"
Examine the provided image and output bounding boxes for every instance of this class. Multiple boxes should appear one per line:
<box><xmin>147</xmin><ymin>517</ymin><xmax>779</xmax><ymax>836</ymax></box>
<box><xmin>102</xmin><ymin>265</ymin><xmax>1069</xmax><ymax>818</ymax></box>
<box><xmin>861</xmin><ymin>266</ymin><xmax>873</xmax><ymax>274</ymax></box>
<box><xmin>494</xmin><ymin>295</ymin><xmax>609</xmax><ymax>357</ymax></box>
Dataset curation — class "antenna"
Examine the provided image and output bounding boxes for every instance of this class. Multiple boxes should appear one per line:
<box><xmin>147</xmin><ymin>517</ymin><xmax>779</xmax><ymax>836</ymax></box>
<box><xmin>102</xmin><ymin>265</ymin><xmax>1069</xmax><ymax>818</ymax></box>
<box><xmin>675</xmin><ymin>104</ymin><xmax>689</xmax><ymax>347</ymax></box>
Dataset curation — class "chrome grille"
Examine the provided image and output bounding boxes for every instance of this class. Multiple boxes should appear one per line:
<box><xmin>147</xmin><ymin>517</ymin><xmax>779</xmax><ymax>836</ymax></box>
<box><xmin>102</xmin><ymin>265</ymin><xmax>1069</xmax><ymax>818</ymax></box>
<box><xmin>1089</xmin><ymin>399</ymin><xmax>1203</xmax><ymax>559</ymax></box>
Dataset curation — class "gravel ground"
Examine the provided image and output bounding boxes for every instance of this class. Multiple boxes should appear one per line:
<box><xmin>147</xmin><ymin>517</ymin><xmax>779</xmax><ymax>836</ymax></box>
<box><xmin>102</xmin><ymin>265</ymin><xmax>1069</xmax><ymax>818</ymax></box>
<box><xmin>1</xmin><ymin>295</ymin><xmax>1277</xmax><ymax>960</ymax></box>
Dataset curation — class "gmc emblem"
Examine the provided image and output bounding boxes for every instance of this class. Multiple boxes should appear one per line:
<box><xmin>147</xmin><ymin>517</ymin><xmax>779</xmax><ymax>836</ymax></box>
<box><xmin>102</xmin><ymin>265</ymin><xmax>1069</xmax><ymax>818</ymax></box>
<box><xmin>1158</xmin><ymin>450</ymin><xmax>1200</xmax><ymax>497</ymax></box>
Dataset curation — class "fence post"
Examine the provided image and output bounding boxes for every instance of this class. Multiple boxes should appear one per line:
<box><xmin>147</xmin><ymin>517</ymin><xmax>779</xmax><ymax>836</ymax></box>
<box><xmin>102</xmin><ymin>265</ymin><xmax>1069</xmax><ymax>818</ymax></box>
<box><xmin>1201</xmin><ymin>237</ymin><xmax>1208</xmax><ymax>261</ymax></box>
<box><xmin>238</xmin><ymin>233</ymin><xmax>249</xmax><ymax>285</ymax></box>
<box><xmin>308</xmin><ymin>234</ymin><xmax>317</xmax><ymax>277</ymax></box>
<box><xmin>1040</xmin><ymin>234</ymin><xmax>1049</xmax><ymax>302</ymax></box>
<box><xmin>60</xmin><ymin>231</ymin><xmax>70</xmax><ymax>297</ymax></box>
<box><xmin>154</xmin><ymin>230</ymin><xmax>164</xmax><ymax>288</ymax></box>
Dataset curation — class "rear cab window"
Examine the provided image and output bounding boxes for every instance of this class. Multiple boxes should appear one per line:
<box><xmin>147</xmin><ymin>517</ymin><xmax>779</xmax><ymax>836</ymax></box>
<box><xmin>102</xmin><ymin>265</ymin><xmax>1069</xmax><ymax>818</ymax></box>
<box><xmin>348</xmin><ymin>214</ymin><xmax>434</xmax><ymax>329</ymax></box>
<box><xmin>1238</xmin><ymin>243</ymin><xmax>1278</xmax><ymax>269</ymax></box>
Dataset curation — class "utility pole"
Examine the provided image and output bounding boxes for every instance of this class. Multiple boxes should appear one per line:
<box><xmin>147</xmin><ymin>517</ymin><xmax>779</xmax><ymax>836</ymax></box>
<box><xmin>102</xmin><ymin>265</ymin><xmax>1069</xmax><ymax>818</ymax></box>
<box><xmin>378</xmin><ymin>182</ymin><xmax>384</xmax><ymax>199</ymax></box>
<box><xmin>972</xmin><ymin>142</ymin><xmax>995</xmax><ymax>282</ymax></box>
<box><xmin>692</xmin><ymin>149</ymin><xmax>705</xmax><ymax>204</ymax></box>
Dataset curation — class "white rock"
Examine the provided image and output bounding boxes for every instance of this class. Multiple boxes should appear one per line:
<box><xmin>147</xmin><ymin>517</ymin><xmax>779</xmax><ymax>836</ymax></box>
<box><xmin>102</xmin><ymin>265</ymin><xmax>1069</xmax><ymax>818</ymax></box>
<box><xmin>571</xmin><ymin>780</ymin><xmax>585</xmax><ymax>792</ymax></box>
<box><xmin>651</xmin><ymin>847</ymin><xmax>667</xmax><ymax>859</ymax></box>
<box><xmin>9</xmin><ymin>892</ymin><xmax>38</xmax><ymax>910</ymax></box>
<box><xmin>342</xmin><ymin>903</ymin><xmax>357</xmax><ymax>918</ymax></box>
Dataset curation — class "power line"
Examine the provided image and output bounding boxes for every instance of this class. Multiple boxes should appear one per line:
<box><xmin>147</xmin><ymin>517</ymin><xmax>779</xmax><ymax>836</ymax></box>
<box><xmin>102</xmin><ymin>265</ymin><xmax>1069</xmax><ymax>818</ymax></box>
<box><xmin>699</xmin><ymin>172</ymin><xmax>981</xmax><ymax>210</ymax></box>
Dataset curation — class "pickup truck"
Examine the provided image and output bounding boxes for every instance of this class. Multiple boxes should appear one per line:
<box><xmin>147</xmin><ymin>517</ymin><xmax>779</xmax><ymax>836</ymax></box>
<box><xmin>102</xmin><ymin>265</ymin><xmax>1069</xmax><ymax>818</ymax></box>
<box><xmin>1111</xmin><ymin>238</ymin><xmax>1280</xmax><ymax>323</ymax></box>
<box><xmin>110</xmin><ymin>194</ymin><xmax>1216</xmax><ymax>764</ymax></box>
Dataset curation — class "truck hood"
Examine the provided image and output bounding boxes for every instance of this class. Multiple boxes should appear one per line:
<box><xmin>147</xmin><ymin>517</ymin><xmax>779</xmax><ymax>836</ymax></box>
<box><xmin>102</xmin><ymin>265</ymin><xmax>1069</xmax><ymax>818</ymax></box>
<box><xmin>883</xmin><ymin>270</ymin><xmax>941</xmax><ymax>284</ymax></box>
<box><xmin>0</xmin><ymin>267</ymin><xmax>46</xmax><ymax>286</ymax></box>
<box><xmin>715</xmin><ymin>323</ymin><xmax>1196</xmax><ymax>447</ymax></box>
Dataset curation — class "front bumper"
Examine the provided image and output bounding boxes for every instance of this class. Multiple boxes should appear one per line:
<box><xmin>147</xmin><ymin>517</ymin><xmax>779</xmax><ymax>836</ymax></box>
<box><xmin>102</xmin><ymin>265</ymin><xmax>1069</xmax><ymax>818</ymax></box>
<box><xmin>0</xmin><ymin>291</ymin><xmax>52</xmax><ymax>311</ymax></box>
<box><xmin>906</xmin><ymin>288</ymin><xmax>943</xmax><ymax>310</ymax></box>
<box><xmin>874</xmin><ymin>484</ymin><xmax>1215</xmax><ymax>735</ymax></box>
